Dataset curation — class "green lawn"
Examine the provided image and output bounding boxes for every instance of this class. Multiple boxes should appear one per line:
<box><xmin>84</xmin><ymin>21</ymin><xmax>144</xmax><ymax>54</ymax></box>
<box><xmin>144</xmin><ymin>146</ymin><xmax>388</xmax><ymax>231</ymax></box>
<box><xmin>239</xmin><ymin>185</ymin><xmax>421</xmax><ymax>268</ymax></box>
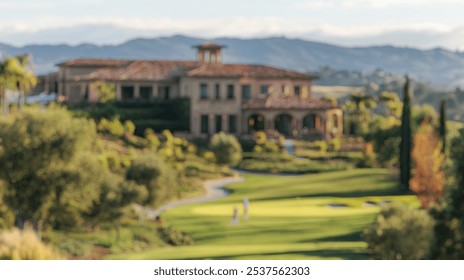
<box><xmin>110</xmin><ymin>169</ymin><xmax>419</xmax><ymax>260</ymax></box>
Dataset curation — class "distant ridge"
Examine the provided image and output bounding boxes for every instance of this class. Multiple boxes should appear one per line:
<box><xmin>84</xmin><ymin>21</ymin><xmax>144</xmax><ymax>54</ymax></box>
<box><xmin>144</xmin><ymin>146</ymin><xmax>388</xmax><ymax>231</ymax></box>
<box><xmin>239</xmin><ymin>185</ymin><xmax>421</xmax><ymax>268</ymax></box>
<box><xmin>1</xmin><ymin>35</ymin><xmax>463</xmax><ymax>87</ymax></box>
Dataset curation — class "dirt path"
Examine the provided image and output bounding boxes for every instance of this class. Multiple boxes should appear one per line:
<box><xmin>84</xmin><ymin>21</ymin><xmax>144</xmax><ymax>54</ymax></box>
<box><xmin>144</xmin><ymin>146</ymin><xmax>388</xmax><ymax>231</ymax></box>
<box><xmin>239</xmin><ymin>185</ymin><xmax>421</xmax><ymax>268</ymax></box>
<box><xmin>137</xmin><ymin>177</ymin><xmax>244</xmax><ymax>220</ymax></box>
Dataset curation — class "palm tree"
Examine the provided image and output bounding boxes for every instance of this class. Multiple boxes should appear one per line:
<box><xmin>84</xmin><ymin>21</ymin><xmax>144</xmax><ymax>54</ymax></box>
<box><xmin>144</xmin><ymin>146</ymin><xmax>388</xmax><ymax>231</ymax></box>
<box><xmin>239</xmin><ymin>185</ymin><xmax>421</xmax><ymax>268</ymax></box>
<box><xmin>350</xmin><ymin>93</ymin><xmax>377</xmax><ymax>112</ymax></box>
<box><xmin>0</xmin><ymin>54</ymin><xmax>37</xmax><ymax>116</ymax></box>
<box><xmin>15</xmin><ymin>54</ymin><xmax>37</xmax><ymax>111</ymax></box>
<box><xmin>379</xmin><ymin>91</ymin><xmax>402</xmax><ymax>117</ymax></box>
<box><xmin>0</xmin><ymin>58</ymin><xmax>15</xmax><ymax>116</ymax></box>
<box><xmin>344</xmin><ymin>93</ymin><xmax>377</xmax><ymax>134</ymax></box>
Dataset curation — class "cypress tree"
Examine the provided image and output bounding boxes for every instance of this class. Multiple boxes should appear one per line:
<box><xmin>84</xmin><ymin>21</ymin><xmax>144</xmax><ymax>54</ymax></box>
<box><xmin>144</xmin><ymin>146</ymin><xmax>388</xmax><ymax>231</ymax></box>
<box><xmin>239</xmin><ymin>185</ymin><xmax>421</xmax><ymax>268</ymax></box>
<box><xmin>400</xmin><ymin>76</ymin><xmax>412</xmax><ymax>189</ymax></box>
<box><xmin>439</xmin><ymin>99</ymin><xmax>446</xmax><ymax>154</ymax></box>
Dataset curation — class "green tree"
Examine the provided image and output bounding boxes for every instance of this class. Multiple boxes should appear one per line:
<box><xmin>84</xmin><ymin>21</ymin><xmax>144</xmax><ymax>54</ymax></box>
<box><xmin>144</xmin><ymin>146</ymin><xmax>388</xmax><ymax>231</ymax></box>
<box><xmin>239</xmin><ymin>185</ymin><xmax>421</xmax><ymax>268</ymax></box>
<box><xmin>0</xmin><ymin>108</ymin><xmax>96</xmax><ymax>229</ymax></box>
<box><xmin>321</xmin><ymin>95</ymin><xmax>337</xmax><ymax>105</ymax></box>
<box><xmin>94</xmin><ymin>81</ymin><xmax>116</xmax><ymax>104</ymax></box>
<box><xmin>15</xmin><ymin>54</ymin><xmax>37</xmax><ymax>111</ymax></box>
<box><xmin>344</xmin><ymin>93</ymin><xmax>377</xmax><ymax>135</ymax></box>
<box><xmin>83</xmin><ymin>173</ymin><xmax>146</xmax><ymax>234</ymax></box>
<box><xmin>379</xmin><ymin>91</ymin><xmax>402</xmax><ymax>118</ymax></box>
<box><xmin>126</xmin><ymin>154</ymin><xmax>175</xmax><ymax>206</ymax></box>
<box><xmin>400</xmin><ymin>76</ymin><xmax>412</xmax><ymax>189</ymax></box>
<box><xmin>363</xmin><ymin>203</ymin><xmax>434</xmax><ymax>260</ymax></box>
<box><xmin>209</xmin><ymin>132</ymin><xmax>243</xmax><ymax>166</ymax></box>
<box><xmin>0</xmin><ymin>55</ymin><xmax>37</xmax><ymax>114</ymax></box>
<box><xmin>44</xmin><ymin>153</ymin><xmax>107</xmax><ymax>229</ymax></box>
<box><xmin>412</xmin><ymin>104</ymin><xmax>438</xmax><ymax>131</ymax></box>
<box><xmin>429</xmin><ymin>128</ymin><xmax>464</xmax><ymax>259</ymax></box>
<box><xmin>439</xmin><ymin>100</ymin><xmax>447</xmax><ymax>155</ymax></box>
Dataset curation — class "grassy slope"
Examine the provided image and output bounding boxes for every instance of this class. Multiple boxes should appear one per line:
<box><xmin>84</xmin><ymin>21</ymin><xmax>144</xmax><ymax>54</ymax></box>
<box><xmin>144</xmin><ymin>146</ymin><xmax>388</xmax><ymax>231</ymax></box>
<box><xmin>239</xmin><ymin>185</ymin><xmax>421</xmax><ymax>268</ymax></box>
<box><xmin>111</xmin><ymin>169</ymin><xmax>418</xmax><ymax>260</ymax></box>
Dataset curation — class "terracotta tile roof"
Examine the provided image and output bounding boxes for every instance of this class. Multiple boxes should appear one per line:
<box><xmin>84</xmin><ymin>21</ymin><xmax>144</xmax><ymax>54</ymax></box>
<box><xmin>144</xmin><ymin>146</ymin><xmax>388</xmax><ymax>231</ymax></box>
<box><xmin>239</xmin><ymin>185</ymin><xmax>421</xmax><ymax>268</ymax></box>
<box><xmin>57</xmin><ymin>58</ymin><xmax>130</xmax><ymax>67</ymax></box>
<box><xmin>193</xmin><ymin>43</ymin><xmax>226</xmax><ymax>49</ymax></box>
<box><xmin>242</xmin><ymin>95</ymin><xmax>340</xmax><ymax>110</ymax></box>
<box><xmin>65</xmin><ymin>59</ymin><xmax>315</xmax><ymax>81</ymax></box>
<box><xmin>186</xmin><ymin>64</ymin><xmax>314</xmax><ymax>80</ymax></box>
<box><xmin>73</xmin><ymin>60</ymin><xmax>198</xmax><ymax>82</ymax></box>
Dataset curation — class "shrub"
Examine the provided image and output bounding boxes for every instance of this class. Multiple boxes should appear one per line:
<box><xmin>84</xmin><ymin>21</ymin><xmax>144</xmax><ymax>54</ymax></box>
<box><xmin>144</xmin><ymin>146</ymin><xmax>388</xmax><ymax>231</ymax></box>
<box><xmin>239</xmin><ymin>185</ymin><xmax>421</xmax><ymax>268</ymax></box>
<box><xmin>314</xmin><ymin>141</ymin><xmax>328</xmax><ymax>153</ymax></box>
<box><xmin>328</xmin><ymin>138</ymin><xmax>341</xmax><ymax>152</ymax></box>
<box><xmin>123</xmin><ymin>120</ymin><xmax>136</xmax><ymax>136</ymax></box>
<box><xmin>94</xmin><ymin>81</ymin><xmax>116</xmax><ymax>104</ymax></box>
<box><xmin>209</xmin><ymin>132</ymin><xmax>243</xmax><ymax>166</ymax></box>
<box><xmin>0</xmin><ymin>203</ymin><xmax>14</xmax><ymax>230</ymax></box>
<box><xmin>377</xmin><ymin>137</ymin><xmax>400</xmax><ymax>167</ymax></box>
<box><xmin>97</xmin><ymin>117</ymin><xmax>125</xmax><ymax>137</ymax></box>
<box><xmin>157</xmin><ymin>224</ymin><xmax>194</xmax><ymax>246</ymax></box>
<box><xmin>252</xmin><ymin>131</ymin><xmax>281</xmax><ymax>154</ymax></box>
<box><xmin>0</xmin><ymin>228</ymin><xmax>62</xmax><ymax>260</ymax></box>
<box><xmin>126</xmin><ymin>155</ymin><xmax>175</xmax><ymax>206</ymax></box>
<box><xmin>363</xmin><ymin>203</ymin><xmax>434</xmax><ymax>260</ymax></box>
<box><xmin>356</xmin><ymin>142</ymin><xmax>377</xmax><ymax>168</ymax></box>
<box><xmin>203</xmin><ymin>151</ymin><xmax>216</xmax><ymax>164</ymax></box>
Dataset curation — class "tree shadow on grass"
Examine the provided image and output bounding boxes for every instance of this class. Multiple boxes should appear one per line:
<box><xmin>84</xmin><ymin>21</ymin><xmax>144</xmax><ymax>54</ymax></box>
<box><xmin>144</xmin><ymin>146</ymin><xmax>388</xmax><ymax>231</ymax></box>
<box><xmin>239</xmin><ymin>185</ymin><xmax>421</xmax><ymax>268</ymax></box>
<box><xmin>180</xmin><ymin>249</ymin><xmax>369</xmax><ymax>260</ymax></box>
<box><xmin>252</xmin><ymin>186</ymin><xmax>408</xmax><ymax>202</ymax></box>
<box><xmin>312</xmin><ymin>231</ymin><xmax>363</xmax><ymax>243</ymax></box>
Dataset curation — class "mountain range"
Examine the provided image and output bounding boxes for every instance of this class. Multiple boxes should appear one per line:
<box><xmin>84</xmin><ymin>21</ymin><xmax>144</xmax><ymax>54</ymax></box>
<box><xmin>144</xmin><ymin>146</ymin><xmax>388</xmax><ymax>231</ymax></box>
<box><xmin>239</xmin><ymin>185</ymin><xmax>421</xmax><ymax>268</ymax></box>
<box><xmin>1</xmin><ymin>35</ymin><xmax>463</xmax><ymax>88</ymax></box>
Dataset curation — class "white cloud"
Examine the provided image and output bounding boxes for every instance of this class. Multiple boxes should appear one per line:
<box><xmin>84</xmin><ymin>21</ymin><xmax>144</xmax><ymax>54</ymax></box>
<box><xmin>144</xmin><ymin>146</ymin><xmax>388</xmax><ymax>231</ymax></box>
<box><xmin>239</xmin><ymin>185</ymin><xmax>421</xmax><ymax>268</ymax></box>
<box><xmin>0</xmin><ymin>1</ymin><xmax>53</xmax><ymax>9</ymax></box>
<box><xmin>2</xmin><ymin>16</ymin><xmax>455</xmax><ymax>37</ymax></box>
<box><xmin>297</xmin><ymin>0</ymin><xmax>462</xmax><ymax>9</ymax></box>
<box><xmin>0</xmin><ymin>0</ymin><xmax>104</xmax><ymax>9</ymax></box>
<box><xmin>0</xmin><ymin>16</ymin><xmax>462</xmax><ymax>50</ymax></box>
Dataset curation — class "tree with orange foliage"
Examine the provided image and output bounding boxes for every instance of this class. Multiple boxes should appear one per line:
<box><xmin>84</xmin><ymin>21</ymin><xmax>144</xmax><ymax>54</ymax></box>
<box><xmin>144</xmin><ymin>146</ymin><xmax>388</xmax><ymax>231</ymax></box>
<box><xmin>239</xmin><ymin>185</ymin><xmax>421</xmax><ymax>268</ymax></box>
<box><xmin>410</xmin><ymin>122</ymin><xmax>445</xmax><ymax>209</ymax></box>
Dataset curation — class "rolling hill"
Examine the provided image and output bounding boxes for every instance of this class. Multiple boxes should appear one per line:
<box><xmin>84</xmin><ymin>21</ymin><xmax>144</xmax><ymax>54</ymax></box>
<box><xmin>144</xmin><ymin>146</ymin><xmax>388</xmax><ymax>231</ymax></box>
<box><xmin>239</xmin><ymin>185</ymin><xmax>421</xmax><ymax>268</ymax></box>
<box><xmin>1</xmin><ymin>35</ymin><xmax>464</xmax><ymax>88</ymax></box>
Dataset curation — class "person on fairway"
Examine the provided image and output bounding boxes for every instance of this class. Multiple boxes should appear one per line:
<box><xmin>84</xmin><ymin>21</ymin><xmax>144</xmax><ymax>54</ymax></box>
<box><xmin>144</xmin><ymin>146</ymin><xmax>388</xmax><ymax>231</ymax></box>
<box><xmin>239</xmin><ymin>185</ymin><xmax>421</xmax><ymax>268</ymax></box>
<box><xmin>231</xmin><ymin>206</ymin><xmax>239</xmax><ymax>225</ymax></box>
<box><xmin>243</xmin><ymin>197</ymin><xmax>250</xmax><ymax>219</ymax></box>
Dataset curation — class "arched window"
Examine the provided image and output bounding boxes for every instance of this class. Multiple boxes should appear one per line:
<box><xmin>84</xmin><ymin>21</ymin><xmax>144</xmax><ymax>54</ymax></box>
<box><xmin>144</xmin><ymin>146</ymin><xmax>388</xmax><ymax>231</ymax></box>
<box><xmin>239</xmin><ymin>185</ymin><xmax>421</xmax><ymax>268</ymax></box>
<box><xmin>248</xmin><ymin>114</ymin><xmax>265</xmax><ymax>133</ymax></box>
<box><xmin>274</xmin><ymin>114</ymin><xmax>293</xmax><ymax>136</ymax></box>
<box><xmin>333</xmin><ymin>114</ymin><xmax>339</xmax><ymax>129</ymax></box>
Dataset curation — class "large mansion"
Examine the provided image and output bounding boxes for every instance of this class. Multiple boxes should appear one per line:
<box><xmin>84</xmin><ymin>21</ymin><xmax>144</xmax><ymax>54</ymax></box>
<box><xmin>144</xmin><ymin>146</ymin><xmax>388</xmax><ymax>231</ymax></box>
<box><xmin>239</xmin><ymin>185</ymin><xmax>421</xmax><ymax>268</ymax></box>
<box><xmin>56</xmin><ymin>44</ymin><xmax>343</xmax><ymax>139</ymax></box>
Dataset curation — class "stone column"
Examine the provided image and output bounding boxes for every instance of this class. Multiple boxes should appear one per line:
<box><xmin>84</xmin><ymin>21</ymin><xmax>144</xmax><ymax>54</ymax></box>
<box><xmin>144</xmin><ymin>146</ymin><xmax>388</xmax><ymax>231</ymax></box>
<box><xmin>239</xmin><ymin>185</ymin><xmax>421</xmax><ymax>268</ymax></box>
<box><xmin>209</xmin><ymin>113</ymin><xmax>214</xmax><ymax>135</ymax></box>
<box><xmin>134</xmin><ymin>83</ymin><xmax>140</xmax><ymax>99</ymax></box>
<box><xmin>115</xmin><ymin>83</ymin><xmax>122</xmax><ymax>101</ymax></box>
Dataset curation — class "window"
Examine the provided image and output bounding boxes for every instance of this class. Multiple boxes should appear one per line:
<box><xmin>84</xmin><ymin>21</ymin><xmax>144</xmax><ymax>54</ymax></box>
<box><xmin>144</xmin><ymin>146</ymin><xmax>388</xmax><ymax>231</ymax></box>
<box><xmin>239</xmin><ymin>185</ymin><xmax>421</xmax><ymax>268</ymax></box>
<box><xmin>303</xmin><ymin>114</ymin><xmax>317</xmax><ymax>130</ymax></box>
<box><xmin>333</xmin><ymin>114</ymin><xmax>339</xmax><ymax>129</ymax></box>
<box><xmin>283</xmin><ymin>85</ymin><xmax>290</xmax><ymax>96</ymax></box>
<box><xmin>165</xmin><ymin>87</ymin><xmax>170</xmax><ymax>99</ymax></box>
<box><xmin>201</xmin><ymin>115</ymin><xmax>209</xmax><ymax>134</ymax></box>
<box><xmin>215</xmin><ymin>84</ymin><xmax>220</xmax><ymax>100</ymax></box>
<box><xmin>260</xmin><ymin>85</ymin><xmax>270</xmax><ymax>96</ymax></box>
<box><xmin>241</xmin><ymin>85</ymin><xmax>251</xmax><ymax>100</ymax></box>
<box><xmin>294</xmin><ymin>86</ymin><xmax>301</xmax><ymax>97</ymax></box>
<box><xmin>215</xmin><ymin>115</ymin><xmax>222</xmax><ymax>132</ymax></box>
<box><xmin>140</xmin><ymin>86</ymin><xmax>152</xmax><ymax>100</ymax></box>
<box><xmin>229</xmin><ymin>115</ymin><xmax>237</xmax><ymax>133</ymax></box>
<box><xmin>122</xmin><ymin>86</ymin><xmax>134</xmax><ymax>100</ymax></box>
<box><xmin>84</xmin><ymin>85</ymin><xmax>89</xmax><ymax>100</ymax></box>
<box><xmin>301</xmin><ymin>86</ymin><xmax>309</xmax><ymax>98</ymax></box>
<box><xmin>227</xmin><ymin>84</ymin><xmax>235</xmax><ymax>99</ymax></box>
<box><xmin>200</xmin><ymin>83</ymin><xmax>208</xmax><ymax>100</ymax></box>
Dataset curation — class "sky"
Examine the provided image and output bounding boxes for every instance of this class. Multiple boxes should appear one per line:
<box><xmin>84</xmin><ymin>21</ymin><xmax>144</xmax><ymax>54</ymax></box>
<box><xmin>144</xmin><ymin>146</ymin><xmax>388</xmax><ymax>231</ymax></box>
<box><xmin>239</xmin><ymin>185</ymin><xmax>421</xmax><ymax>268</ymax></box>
<box><xmin>1</xmin><ymin>0</ymin><xmax>463</xmax><ymax>50</ymax></box>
